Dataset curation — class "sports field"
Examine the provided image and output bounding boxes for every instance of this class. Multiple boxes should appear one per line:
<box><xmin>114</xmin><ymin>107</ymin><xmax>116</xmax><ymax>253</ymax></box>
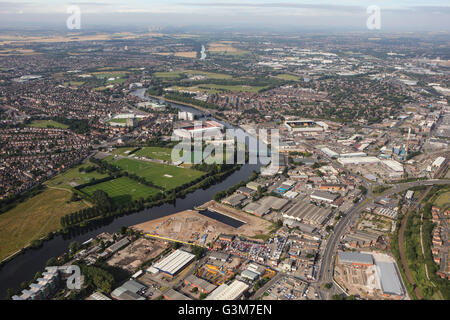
<box><xmin>108</xmin><ymin>158</ymin><xmax>205</xmax><ymax>190</ymax></box>
<box><xmin>0</xmin><ymin>188</ymin><xmax>89</xmax><ymax>262</ymax></box>
<box><xmin>81</xmin><ymin>177</ymin><xmax>161</xmax><ymax>203</ymax></box>
<box><xmin>28</xmin><ymin>120</ymin><xmax>69</xmax><ymax>129</ymax></box>
<box><xmin>134</xmin><ymin>147</ymin><xmax>173</xmax><ymax>162</ymax></box>
<box><xmin>45</xmin><ymin>162</ymin><xmax>109</xmax><ymax>190</ymax></box>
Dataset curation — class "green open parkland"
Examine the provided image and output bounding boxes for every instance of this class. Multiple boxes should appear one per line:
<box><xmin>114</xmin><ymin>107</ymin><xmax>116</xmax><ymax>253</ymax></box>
<box><xmin>27</xmin><ymin>120</ymin><xmax>69</xmax><ymax>129</ymax></box>
<box><xmin>45</xmin><ymin>162</ymin><xmax>109</xmax><ymax>190</ymax></box>
<box><xmin>132</xmin><ymin>147</ymin><xmax>173</xmax><ymax>162</ymax></box>
<box><xmin>80</xmin><ymin>177</ymin><xmax>161</xmax><ymax>204</ymax></box>
<box><xmin>0</xmin><ymin>188</ymin><xmax>89</xmax><ymax>262</ymax></box>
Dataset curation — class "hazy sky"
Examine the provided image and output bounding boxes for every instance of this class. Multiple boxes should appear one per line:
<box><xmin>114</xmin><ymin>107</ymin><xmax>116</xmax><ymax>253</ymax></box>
<box><xmin>0</xmin><ymin>0</ymin><xmax>449</xmax><ymax>31</ymax></box>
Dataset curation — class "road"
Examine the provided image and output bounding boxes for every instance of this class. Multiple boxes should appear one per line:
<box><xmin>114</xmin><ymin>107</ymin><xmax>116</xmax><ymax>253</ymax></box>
<box><xmin>316</xmin><ymin>178</ymin><xmax>450</xmax><ymax>298</ymax></box>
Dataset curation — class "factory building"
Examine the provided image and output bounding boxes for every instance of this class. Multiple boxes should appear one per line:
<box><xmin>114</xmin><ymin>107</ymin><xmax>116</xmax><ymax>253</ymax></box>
<box><xmin>164</xmin><ymin>289</ymin><xmax>192</xmax><ymax>300</ymax></box>
<box><xmin>111</xmin><ymin>280</ymin><xmax>146</xmax><ymax>300</ymax></box>
<box><xmin>152</xmin><ymin>249</ymin><xmax>195</xmax><ymax>277</ymax></box>
<box><xmin>337</xmin><ymin>251</ymin><xmax>374</xmax><ymax>266</ymax></box>
<box><xmin>184</xmin><ymin>275</ymin><xmax>217</xmax><ymax>294</ymax></box>
<box><xmin>206</xmin><ymin>280</ymin><xmax>249</xmax><ymax>300</ymax></box>
<box><xmin>282</xmin><ymin>200</ymin><xmax>332</xmax><ymax>226</ymax></box>
<box><xmin>310</xmin><ymin>190</ymin><xmax>340</xmax><ymax>203</ymax></box>
<box><xmin>376</xmin><ymin>262</ymin><xmax>404</xmax><ymax>297</ymax></box>
<box><xmin>338</xmin><ymin>156</ymin><xmax>380</xmax><ymax>166</ymax></box>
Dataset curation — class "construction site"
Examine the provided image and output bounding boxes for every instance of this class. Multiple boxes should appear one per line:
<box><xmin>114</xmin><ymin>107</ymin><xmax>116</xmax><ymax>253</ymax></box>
<box><xmin>132</xmin><ymin>202</ymin><xmax>273</xmax><ymax>247</ymax></box>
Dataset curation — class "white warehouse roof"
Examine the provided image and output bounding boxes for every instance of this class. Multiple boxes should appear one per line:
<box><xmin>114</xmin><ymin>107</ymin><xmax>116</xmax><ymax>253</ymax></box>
<box><xmin>432</xmin><ymin>156</ymin><xmax>446</xmax><ymax>167</ymax></box>
<box><xmin>206</xmin><ymin>280</ymin><xmax>249</xmax><ymax>300</ymax></box>
<box><xmin>381</xmin><ymin>160</ymin><xmax>404</xmax><ymax>172</ymax></box>
<box><xmin>338</xmin><ymin>156</ymin><xmax>380</xmax><ymax>166</ymax></box>
<box><xmin>153</xmin><ymin>249</ymin><xmax>195</xmax><ymax>276</ymax></box>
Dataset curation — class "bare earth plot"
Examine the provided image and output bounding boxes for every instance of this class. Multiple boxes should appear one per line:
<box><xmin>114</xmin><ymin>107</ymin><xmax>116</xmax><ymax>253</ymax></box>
<box><xmin>132</xmin><ymin>203</ymin><xmax>273</xmax><ymax>247</ymax></box>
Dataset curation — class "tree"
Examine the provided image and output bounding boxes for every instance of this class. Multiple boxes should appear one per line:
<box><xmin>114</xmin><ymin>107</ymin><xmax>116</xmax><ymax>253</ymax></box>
<box><xmin>70</xmin><ymin>193</ymin><xmax>79</xmax><ymax>202</ymax></box>
<box><xmin>46</xmin><ymin>257</ymin><xmax>57</xmax><ymax>267</ymax></box>
<box><xmin>5</xmin><ymin>288</ymin><xmax>15</xmax><ymax>300</ymax></box>
<box><xmin>323</xmin><ymin>283</ymin><xmax>332</xmax><ymax>289</ymax></box>
<box><xmin>91</xmin><ymin>190</ymin><xmax>112</xmax><ymax>207</ymax></box>
<box><xmin>69</xmin><ymin>241</ymin><xmax>80</xmax><ymax>254</ymax></box>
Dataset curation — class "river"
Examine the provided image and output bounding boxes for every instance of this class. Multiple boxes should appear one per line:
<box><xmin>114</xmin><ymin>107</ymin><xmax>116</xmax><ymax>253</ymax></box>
<box><xmin>0</xmin><ymin>89</ymin><xmax>263</xmax><ymax>297</ymax></box>
<box><xmin>200</xmin><ymin>45</ymin><xmax>207</xmax><ymax>60</ymax></box>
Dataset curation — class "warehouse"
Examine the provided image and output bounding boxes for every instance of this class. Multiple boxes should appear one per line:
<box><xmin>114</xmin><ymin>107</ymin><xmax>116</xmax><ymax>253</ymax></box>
<box><xmin>246</xmin><ymin>181</ymin><xmax>265</xmax><ymax>191</ymax></box>
<box><xmin>153</xmin><ymin>249</ymin><xmax>195</xmax><ymax>277</ymax></box>
<box><xmin>376</xmin><ymin>261</ymin><xmax>404</xmax><ymax>296</ymax></box>
<box><xmin>164</xmin><ymin>288</ymin><xmax>192</xmax><ymax>300</ymax></box>
<box><xmin>243</xmin><ymin>202</ymin><xmax>270</xmax><ymax>217</ymax></box>
<box><xmin>405</xmin><ymin>190</ymin><xmax>414</xmax><ymax>201</ymax></box>
<box><xmin>206</xmin><ymin>280</ymin><xmax>249</xmax><ymax>300</ymax></box>
<box><xmin>260</xmin><ymin>196</ymin><xmax>290</xmax><ymax>211</ymax></box>
<box><xmin>381</xmin><ymin>159</ymin><xmax>404</xmax><ymax>173</ymax></box>
<box><xmin>321</xmin><ymin>147</ymin><xmax>339</xmax><ymax>158</ymax></box>
<box><xmin>222</xmin><ymin>193</ymin><xmax>247</xmax><ymax>207</ymax></box>
<box><xmin>240</xmin><ymin>270</ymin><xmax>259</xmax><ymax>281</ymax></box>
<box><xmin>339</xmin><ymin>152</ymin><xmax>367</xmax><ymax>158</ymax></box>
<box><xmin>338</xmin><ymin>156</ymin><xmax>380</xmax><ymax>166</ymax></box>
<box><xmin>310</xmin><ymin>190</ymin><xmax>339</xmax><ymax>203</ymax></box>
<box><xmin>337</xmin><ymin>251</ymin><xmax>374</xmax><ymax>266</ymax></box>
<box><xmin>184</xmin><ymin>275</ymin><xmax>217</xmax><ymax>294</ymax></box>
<box><xmin>282</xmin><ymin>200</ymin><xmax>331</xmax><ymax>226</ymax></box>
<box><xmin>208</xmin><ymin>251</ymin><xmax>230</xmax><ymax>262</ymax></box>
<box><xmin>111</xmin><ymin>280</ymin><xmax>147</xmax><ymax>300</ymax></box>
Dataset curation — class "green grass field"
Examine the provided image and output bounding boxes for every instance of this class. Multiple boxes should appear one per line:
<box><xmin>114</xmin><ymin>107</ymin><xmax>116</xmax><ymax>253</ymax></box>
<box><xmin>434</xmin><ymin>190</ymin><xmax>450</xmax><ymax>210</ymax></box>
<box><xmin>45</xmin><ymin>162</ymin><xmax>109</xmax><ymax>190</ymax></box>
<box><xmin>81</xmin><ymin>177</ymin><xmax>161</xmax><ymax>204</ymax></box>
<box><xmin>153</xmin><ymin>71</ymin><xmax>184</xmax><ymax>79</ymax></box>
<box><xmin>107</xmin><ymin>118</ymin><xmax>128</xmax><ymax>124</ymax></box>
<box><xmin>93</xmin><ymin>71</ymin><xmax>128</xmax><ymax>79</ymax></box>
<box><xmin>28</xmin><ymin>120</ymin><xmax>69</xmax><ymax>129</ymax></box>
<box><xmin>108</xmin><ymin>158</ymin><xmax>205</xmax><ymax>190</ymax></box>
<box><xmin>184</xmin><ymin>70</ymin><xmax>232</xmax><ymax>79</ymax></box>
<box><xmin>274</xmin><ymin>73</ymin><xmax>300</xmax><ymax>81</ymax></box>
<box><xmin>134</xmin><ymin>147</ymin><xmax>173</xmax><ymax>162</ymax></box>
<box><xmin>0</xmin><ymin>188</ymin><xmax>89</xmax><ymax>262</ymax></box>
